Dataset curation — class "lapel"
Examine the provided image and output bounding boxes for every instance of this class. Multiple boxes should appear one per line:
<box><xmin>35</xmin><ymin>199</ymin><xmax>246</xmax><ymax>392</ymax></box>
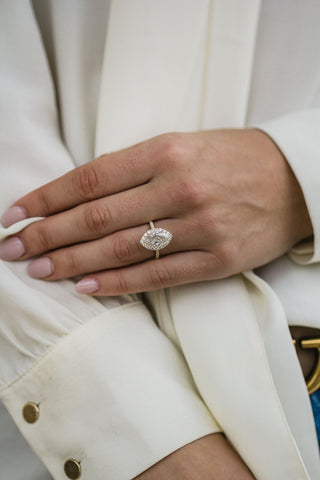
<box><xmin>95</xmin><ymin>1</ymin><xmax>318</xmax><ymax>478</ymax></box>
<box><xmin>95</xmin><ymin>0</ymin><xmax>262</xmax><ymax>155</ymax></box>
<box><xmin>95</xmin><ymin>0</ymin><xmax>211</xmax><ymax>156</ymax></box>
<box><xmin>201</xmin><ymin>0</ymin><xmax>261</xmax><ymax>128</ymax></box>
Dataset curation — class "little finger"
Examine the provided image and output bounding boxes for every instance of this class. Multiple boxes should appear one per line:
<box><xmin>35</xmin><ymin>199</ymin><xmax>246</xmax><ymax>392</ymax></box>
<box><xmin>74</xmin><ymin>251</ymin><xmax>214</xmax><ymax>295</ymax></box>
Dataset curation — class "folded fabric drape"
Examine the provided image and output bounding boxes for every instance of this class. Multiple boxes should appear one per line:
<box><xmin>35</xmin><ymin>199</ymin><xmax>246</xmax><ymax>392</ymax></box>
<box><xmin>96</xmin><ymin>1</ymin><xmax>319</xmax><ymax>478</ymax></box>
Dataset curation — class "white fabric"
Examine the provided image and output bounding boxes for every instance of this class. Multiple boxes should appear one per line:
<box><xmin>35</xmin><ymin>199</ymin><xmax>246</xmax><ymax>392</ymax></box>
<box><xmin>201</xmin><ymin>0</ymin><xmax>261</xmax><ymax>129</ymax></box>
<box><xmin>258</xmin><ymin>110</ymin><xmax>320</xmax><ymax>264</ymax></box>
<box><xmin>1</xmin><ymin>303</ymin><xmax>217</xmax><ymax>480</ymax></box>
<box><xmin>0</xmin><ymin>2</ymin><xmax>220</xmax><ymax>479</ymax></box>
<box><xmin>0</xmin><ymin>0</ymin><xmax>138</xmax><ymax>388</ymax></box>
<box><xmin>96</xmin><ymin>0</ymin><xmax>209</xmax><ymax>153</ymax></box>
<box><xmin>0</xmin><ymin>0</ymin><xmax>320</xmax><ymax>479</ymax></box>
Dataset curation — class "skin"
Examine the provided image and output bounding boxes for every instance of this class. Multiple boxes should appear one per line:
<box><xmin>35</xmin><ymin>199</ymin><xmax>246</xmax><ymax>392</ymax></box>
<box><xmin>0</xmin><ymin>128</ymin><xmax>313</xmax><ymax>478</ymax></box>
<box><xmin>134</xmin><ymin>433</ymin><xmax>255</xmax><ymax>480</ymax></box>
<box><xmin>0</xmin><ymin>128</ymin><xmax>312</xmax><ymax>294</ymax></box>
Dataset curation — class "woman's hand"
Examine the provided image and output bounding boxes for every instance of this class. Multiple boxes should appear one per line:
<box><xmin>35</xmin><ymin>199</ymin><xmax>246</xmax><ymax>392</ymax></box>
<box><xmin>0</xmin><ymin>129</ymin><xmax>312</xmax><ymax>295</ymax></box>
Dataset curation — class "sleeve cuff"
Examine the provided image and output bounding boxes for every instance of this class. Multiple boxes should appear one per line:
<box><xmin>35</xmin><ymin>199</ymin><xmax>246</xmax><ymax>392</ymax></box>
<box><xmin>0</xmin><ymin>301</ymin><xmax>219</xmax><ymax>480</ymax></box>
<box><xmin>257</xmin><ymin>109</ymin><xmax>320</xmax><ymax>264</ymax></box>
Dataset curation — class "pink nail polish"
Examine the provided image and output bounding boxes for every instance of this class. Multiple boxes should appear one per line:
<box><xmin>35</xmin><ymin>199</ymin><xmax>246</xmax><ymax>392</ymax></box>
<box><xmin>1</xmin><ymin>206</ymin><xmax>27</xmax><ymax>228</ymax></box>
<box><xmin>75</xmin><ymin>278</ymin><xmax>100</xmax><ymax>294</ymax></box>
<box><xmin>27</xmin><ymin>257</ymin><xmax>54</xmax><ymax>278</ymax></box>
<box><xmin>0</xmin><ymin>237</ymin><xmax>26</xmax><ymax>261</ymax></box>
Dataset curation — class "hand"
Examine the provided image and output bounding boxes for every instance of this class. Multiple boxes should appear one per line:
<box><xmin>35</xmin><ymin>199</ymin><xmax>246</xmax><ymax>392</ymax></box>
<box><xmin>0</xmin><ymin>129</ymin><xmax>312</xmax><ymax>295</ymax></box>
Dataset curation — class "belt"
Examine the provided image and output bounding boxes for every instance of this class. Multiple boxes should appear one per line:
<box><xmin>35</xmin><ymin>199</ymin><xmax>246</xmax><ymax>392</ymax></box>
<box><xmin>292</xmin><ymin>335</ymin><xmax>320</xmax><ymax>394</ymax></box>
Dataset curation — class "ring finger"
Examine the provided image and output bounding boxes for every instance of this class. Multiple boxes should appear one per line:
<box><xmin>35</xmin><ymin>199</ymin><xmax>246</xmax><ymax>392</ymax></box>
<box><xmin>27</xmin><ymin>219</ymin><xmax>203</xmax><ymax>280</ymax></box>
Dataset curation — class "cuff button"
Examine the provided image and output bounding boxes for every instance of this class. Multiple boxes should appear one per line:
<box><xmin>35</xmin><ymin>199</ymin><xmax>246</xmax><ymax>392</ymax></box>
<box><xmin>64</xmin><ymin>459</ymin><xmax>82</xmax><ymax>479</ymax></box>
<box><xmin>22</xmin><ymin>402</ymin><xmax>39</xmax><ymax>423</ymax></box>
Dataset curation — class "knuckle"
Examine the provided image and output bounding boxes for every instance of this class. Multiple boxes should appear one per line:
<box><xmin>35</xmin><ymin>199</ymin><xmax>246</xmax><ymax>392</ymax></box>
<box><xmin>72</xmin><ymin>164</ymin><xmax>100</xmax><ymax>200</ymax></box>
<box><xmin>160</xmin><ymin>134</ymin><xmax>186</xmax><ymax>167</ymax></box>
<box><xmin>212</xmin><ymin>243</ymin><xmax>236</xmax><ymax>271</ymax></box>
<box><xmin>83</xmin><ymin>203</ymin><xmax>112</xmax><ymax>234</ymax></box>
<box><xmin>36</xmin><ymin>224</ymin><xmax>53</xmax><ymax>251</ymax></box>
<box><xmin>188</xmin><ymin>216</ymin><xmax>211</xmax><ymax>242</ymax></box>
<box><xmin>200</xmin><ymin>210</ymin><xmax>223</xmax><ymax>236</ymax></box>
<box><xmin>182</xmin><ymin>180</ymin><xmax>205</xmax><ymax>205</ymax></box>
<box><xmin>170</xmin><ymin>179</ymin><xmax>205</xmax><ymax>207</ymax></box>
<box><xmin>148</xmin><ymin>263</ymin><xmax>172</xmax><ymax>289</ymax></box>
<box><xmin>63</xmin><ymin>250</ymin><xmax>79</xmax><ymax>275</ymax></box>
<box><xmin>115</xmin><ymin>270</ymin><xmax>129</xmax><ymax>293</ymax></box>
<box><xmin>38</xmin><ymin>189</ymin><xmax>53</xmax><ymax>217</ymax></box>
<box><xmin>112</xmin><ymin>235</ymin><xmax>135</xmax><ymax>263</ymax></box>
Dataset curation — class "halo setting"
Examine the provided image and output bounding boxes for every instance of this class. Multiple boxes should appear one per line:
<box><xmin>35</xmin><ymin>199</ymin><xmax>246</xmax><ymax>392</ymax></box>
<box><xmin>140</xmin><ymin>227</ymin><xmax>172</xmax><ymax>252</ymax></box>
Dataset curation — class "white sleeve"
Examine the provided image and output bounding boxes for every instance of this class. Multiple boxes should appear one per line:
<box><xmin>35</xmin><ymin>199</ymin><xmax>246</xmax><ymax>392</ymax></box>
<box><xmin>257</xmin><ymin>109</ymin><xmax>320</xmax><ymax>265</ymax></box>
<box><xmin>0</xmin><ymin>2</ymin><xmax>219</xmax><ymax>479</ymax></box>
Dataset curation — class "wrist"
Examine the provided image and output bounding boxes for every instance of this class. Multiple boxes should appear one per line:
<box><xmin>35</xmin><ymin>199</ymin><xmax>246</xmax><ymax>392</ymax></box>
<box><xmin>253</xmin><ymin>128</ymin><xmax>313</xmax><ymax>247</ymax></box>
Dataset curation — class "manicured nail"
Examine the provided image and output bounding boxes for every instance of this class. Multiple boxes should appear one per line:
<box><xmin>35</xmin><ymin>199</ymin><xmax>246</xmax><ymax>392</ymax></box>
<box><xmin>75</xmin><ymin>278</ymin><xmax>100</xmax><ymax>294</ymax></box>
<box><xmin>1</xmin><ymin>206</ymin><xmax>27</xmax><ymax>228</ymax></box>
<box><xmin>0</xmin><ymin>237</ymin><xmax>26</xmax><ymax>261</ymax></box>
<box><xmin>27</xmin><ymin>257</ymin><xmax>54</xmax><ymax>278</ymax></box>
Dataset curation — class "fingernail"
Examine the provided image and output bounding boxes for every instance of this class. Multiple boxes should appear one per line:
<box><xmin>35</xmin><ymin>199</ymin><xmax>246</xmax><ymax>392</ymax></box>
<box><xmin>27</xmin><ymin>257</ymin><xmax>54</xmax><ymax>278</ymax></box>
<box><xmin>75</xmin><ymin>278</ymin><xmax>100</xmax><ymax>294</ymax></box>
<box><xmin>0</xmin><ymin>237</ymin><xmax>26</xmax><ymax>260</ymax></box>
<box><xmin>1</xmin><ymin>206</ymin><xmax>27</xmax><ymax>228</ymax></box>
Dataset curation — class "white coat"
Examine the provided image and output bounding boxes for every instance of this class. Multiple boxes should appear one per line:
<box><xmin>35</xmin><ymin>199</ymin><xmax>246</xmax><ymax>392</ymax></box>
<box><xmin>0</xmin><ymin>1</ymin><xmax>320</xmax><ymax>479</ymax></box>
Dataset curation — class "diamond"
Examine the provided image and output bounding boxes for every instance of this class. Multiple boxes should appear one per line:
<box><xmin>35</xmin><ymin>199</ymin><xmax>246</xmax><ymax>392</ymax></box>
<box><xmin>140</xmin><ymin>227</ymin><xmax>172</xmax><ymax>251</ymax></box>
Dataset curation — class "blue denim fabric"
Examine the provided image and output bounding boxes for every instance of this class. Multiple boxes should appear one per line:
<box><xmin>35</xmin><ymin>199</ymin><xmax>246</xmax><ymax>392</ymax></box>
<box><xmin>310</xmin><ymin>388</ymin><xmax>320</xmax><ymax>448</ymax></box>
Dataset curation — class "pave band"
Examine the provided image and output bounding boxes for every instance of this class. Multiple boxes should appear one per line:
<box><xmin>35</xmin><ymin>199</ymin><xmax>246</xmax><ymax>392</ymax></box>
<box><xmin>140</xmin><ymin>221</ymin><xmax>172</xmax><ymax>259</ymax></box>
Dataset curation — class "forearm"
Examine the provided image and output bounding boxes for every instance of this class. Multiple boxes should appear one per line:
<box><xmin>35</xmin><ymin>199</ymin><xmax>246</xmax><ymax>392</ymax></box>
<box><xmin>134</xmin><ymin>433</ymin><xmax>255</xmax><ymax>480</ymax></box>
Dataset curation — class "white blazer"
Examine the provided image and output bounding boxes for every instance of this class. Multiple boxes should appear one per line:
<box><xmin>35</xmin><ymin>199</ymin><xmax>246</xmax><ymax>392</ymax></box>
<box><xmin>0</xmin><ymin>1</ymin><xmax>320</xmax><ymax>479</ymax></box>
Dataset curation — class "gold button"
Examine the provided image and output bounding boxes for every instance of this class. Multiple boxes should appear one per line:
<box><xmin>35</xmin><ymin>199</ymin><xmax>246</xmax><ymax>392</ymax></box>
<box><xmin>22</xmin><ymin>402</ymin><xmax>39</xmax><ymax>423</ymax></box>
<box><xmin>64</xmin><ymin>459</ymin><xmax>81</xmax><ymax>479</ymax></box>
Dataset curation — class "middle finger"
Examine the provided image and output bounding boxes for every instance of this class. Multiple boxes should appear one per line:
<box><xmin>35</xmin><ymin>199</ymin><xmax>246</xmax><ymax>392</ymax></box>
<box><xmin>7</xmin><ymin>183</ymin><xmax>175</xmax><ymax>260</ymax></box>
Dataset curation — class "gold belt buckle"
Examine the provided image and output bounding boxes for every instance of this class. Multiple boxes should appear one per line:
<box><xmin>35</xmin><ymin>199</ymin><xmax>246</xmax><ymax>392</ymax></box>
<box><xmin>293</xmin><ymin>337</ymin><xmax>320</xmax><ymax>394</ymax></box>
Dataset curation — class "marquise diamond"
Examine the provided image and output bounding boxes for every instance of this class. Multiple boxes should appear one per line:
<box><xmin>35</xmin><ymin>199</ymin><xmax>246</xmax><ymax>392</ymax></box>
<box><xmin>140</xmin><ymin>227</ymin><xmax>172</xmax><ymax>251</ymax></box>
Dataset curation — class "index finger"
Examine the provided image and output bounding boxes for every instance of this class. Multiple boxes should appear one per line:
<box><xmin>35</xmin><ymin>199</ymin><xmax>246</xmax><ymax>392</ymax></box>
<box><xmin>2</xmin><ymin>139</ymin><xmax>157</xmax><ymax>226</ymax></box>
